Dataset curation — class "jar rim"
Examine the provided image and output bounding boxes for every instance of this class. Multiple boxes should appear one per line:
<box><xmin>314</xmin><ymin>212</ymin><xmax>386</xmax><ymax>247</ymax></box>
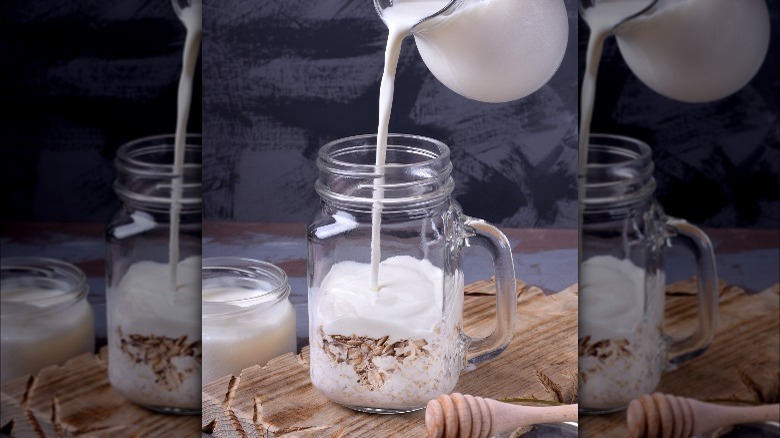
<box><xmin>316</xmin><ymin>133</ymin><xmax>454</xmax><ymax>210</ymax></box>
<box><xmin>202</xmin><ymin>257</ymin><xmax>291</xmax><ymax>319</ymax></box>
<box><xmin>0</xmin><ymin>257</ymin><xmax>89</xmax><ymax>318</ymax></box>
<box><xmin>115</xmin><ymin>133</ymin><xmax>202</xmax><ymax>176</ymax></box>
<box><xmin>586</xmin><ymin>134</ymin><xmax>651</xmax><ymax>171</ymax></box>
<box><xmin>318</xmin><ymin>133</ymin><xmax>451</xmax><ymax>174</ymax></box>
<box><xmin>114</xmin><ymin>133</ymin><xmax>202</xmax><ymax>210</ymax></box>
<box><xmin>585</xmin><ymin>133</ymin><xmax>655</xmax><ymax>209</ymax></box>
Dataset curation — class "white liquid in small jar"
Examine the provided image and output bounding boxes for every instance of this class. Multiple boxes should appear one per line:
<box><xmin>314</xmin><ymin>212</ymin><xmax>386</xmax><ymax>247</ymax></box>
<box><xmin>202</xmin><ymin>284</ymin><xmax>296</xmax><ymax>384</ymax></box>
<box><xmin>1</xmin><ymin>283</ymin><xmax>94</xmax><ymax>383</ymax></box>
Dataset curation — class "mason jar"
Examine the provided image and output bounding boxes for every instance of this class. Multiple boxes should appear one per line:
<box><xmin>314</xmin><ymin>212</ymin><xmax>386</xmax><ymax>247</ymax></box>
<box><xmin>202</xmin><ymin>257</ymin><xmax>297</xmax><ymax>383</ymax></box>
<box><xmin>106</xmin><ymin>134</ymin><xmax>201</xmax><ymax>414</ymax></box>
<box><xmin>0</xmin><ymin>257</ymin><xmax>94</xmax><ymax>383</ymax></box>
<box><xmin>579</xmin><ymin>134</ymin><xmax>719</xmax><ymax>414</ymax></box>
<box><xmin>308</xmin><ymin>133</ymin><xmax>517</xmax><ymax>414</ymax></box>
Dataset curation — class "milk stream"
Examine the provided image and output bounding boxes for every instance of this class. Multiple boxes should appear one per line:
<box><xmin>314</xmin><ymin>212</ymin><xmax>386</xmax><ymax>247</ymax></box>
<box><xmin>578</xmin><ymin>1</ymin><xmax>653</xmax><ymax>259</ymax></box>
<box><xmin>169</xmin><ymin>1</ymin><xmax>202</xmax><ymax>291</ymax></box>
<box><xmin>370</xmin><ymin>1</ymin><xmax>448</xmax><ymax>291</ymax></box>
<box><xmin>371</xmin><ymin>0</ymin><xmax>564</xmax><ymax>288</ymax></box>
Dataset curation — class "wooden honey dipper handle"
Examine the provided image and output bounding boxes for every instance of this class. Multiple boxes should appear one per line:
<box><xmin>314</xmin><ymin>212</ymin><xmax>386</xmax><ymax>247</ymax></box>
<box><xmin>425</xmin><ymin>393</ymin><xmax>578</xmax><ymax>438</ymax></box>
<box><xmin>627</xmin><ymin>393</ymin><xmax>780</xmax><ymax>438</ymax></box>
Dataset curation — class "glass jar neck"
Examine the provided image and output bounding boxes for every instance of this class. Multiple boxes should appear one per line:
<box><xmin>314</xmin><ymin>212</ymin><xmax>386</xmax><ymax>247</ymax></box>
<box><xmin>584</xmin><ymin>134</ymin><xmax>656</xmax><ymax>219</ymax></box>
<box><xmin>114</xmin><ymin>134</ymin><xmax>202</xmax><ymax>214</ymax></box>
<box><xmin>315</xmin><ymin>133</ymin><xmax>455</xmax><ymax>214</ymax></box>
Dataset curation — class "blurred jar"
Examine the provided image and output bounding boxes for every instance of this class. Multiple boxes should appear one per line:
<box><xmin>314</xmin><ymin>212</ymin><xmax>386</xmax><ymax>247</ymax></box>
<box><xmin>1</xmin><ymin>257</ymin><xmax>94</xmax><ymax>383</ymax></box>
<box><xmin>106</xmin><ymin>134</ymin><xmax>201</xmax><ymax>414</ymax></box>
<box><xmin>579</xmin><ymin>134</ymin><xmax>718</xmax><ymax>413</ymax></box>
<box><xmin>202</xmin><ymin>257</ymin><xmax>297</xmax><ymax>383</ymax></box>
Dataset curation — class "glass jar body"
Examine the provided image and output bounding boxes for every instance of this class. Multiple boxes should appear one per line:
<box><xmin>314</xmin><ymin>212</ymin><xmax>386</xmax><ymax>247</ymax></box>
<box><xmin>105</xmin><ymin>134</ymin><xmax>202</xmax><ymax>415</ymax></box>
<box><xmin>202</xmin><ymin>258</ymin><xmax>297</xmax><ymax>384</ymax></box>
<box><xmin>579</xmin><ymin>199</ymin><xmax>668</xmax><ymax>413</ymax></box>
<box><xmin>307</xmin><ymin>133</ymin><xmax>516</xmax><ymax>414</ymax></box>
<box><xmin>308</xmin><ymin>200</ymin><xmax>466</xmax><ymax>413</ymax></box>
<box><xmin>579</xmin><ymin>134</ymin><xmax>717</xmax><ymax>414</ymax></box>
<box><xmin>0</xmin><ymin>258</ymin><xmax>94</xmax><ymax>384</ymax></box>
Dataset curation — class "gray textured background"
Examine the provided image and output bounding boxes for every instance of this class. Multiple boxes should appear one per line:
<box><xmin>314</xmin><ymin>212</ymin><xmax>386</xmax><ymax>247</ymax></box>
<box><xmin>0</xmin><ymin>0</ymin><xmax>201</xmax><ymax>222</ymax></box>
<box><xmin>578</xmin><ymin>3</ymin><xmax>780</xmax><ymax>228</ymax></box>
<box><xmin>202</xmin><ymin>0</ymin><xmax>580</xmax><ymax>228</ymax></box>
<box><xmin>2</xmin><ymin>1</ymin><xmax>777</xmax><ymax>229</ymax></box>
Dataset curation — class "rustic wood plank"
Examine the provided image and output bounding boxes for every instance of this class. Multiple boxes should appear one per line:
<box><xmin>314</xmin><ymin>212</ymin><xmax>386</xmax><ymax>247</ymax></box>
<box><xmin>202</xmin><ymin>279</ymin><xmax>578</xmax><ymax>437</ymax></box>
<box><xmin>1</xmin><ymin>347</ymin><xmax>200</xmax><ymax>437</ymax></box>
<box><xmin>579</xmin><ymin>280</ymin><xmax>780</xmax><ymax>437</ymax></box>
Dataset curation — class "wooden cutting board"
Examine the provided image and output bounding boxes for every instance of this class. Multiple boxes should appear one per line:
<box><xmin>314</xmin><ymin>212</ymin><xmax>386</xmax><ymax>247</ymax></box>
<box><xmin>201</xmin><ymin>279</ymin><xmax>579</xmax><ymax>437</ymax></box>
<box><xmin>0</xmin><ymin>348</ymin><xmax>200</xmax><ymax>437</ymax></box>
<box><xmin>3</xmin><ymin>280</ymin><xmax>775</xmax><ymax>437</ymax></box>
<box><xmin>579</xmin><ymin>281</ymin><xmax>780</xmax><ymax>437</ymax></box>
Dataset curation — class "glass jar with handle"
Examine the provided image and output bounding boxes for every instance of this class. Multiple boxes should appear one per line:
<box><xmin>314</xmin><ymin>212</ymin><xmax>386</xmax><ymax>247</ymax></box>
<box><xmin>308</xmin><ymin>133</ymin><xmax>517</xmax><ymax>414</ymax></box>
<box><xmin>579</xmin><ymin>134</ymin><xmax>719</xmax><ymax>414</ymax></box>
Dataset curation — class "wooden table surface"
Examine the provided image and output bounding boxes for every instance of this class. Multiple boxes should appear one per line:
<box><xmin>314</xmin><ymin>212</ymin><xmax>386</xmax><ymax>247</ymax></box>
<box><xmin>1</xmin><ymin>222</ymin><xmax>778</xmax><ymax>437</ymax></box>
<box><xmin>2</xmin><ymin>222</ymin><xmax>777</xmax><ymax>347</ymax></box>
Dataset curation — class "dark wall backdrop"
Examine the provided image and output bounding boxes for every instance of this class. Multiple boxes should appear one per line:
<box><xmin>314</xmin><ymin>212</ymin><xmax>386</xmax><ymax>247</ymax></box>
<box><xmin>203</xmin><ymin>0</ymin><xmax>580</xmax><ymax>228</ymax></box>
<box><xmin>1</xmin><ymin>0</ymin><xmax>202</xmax><ymax>222</ymax></box>
<box><xmin>3</xmin><ymin>2</ymin><xmax>777</xmax><ymax>228</ymax></box>
<box><xmin>578</xmin><ymin>2</ymin><xmax>780</xmax><ymax>228</ymax></box>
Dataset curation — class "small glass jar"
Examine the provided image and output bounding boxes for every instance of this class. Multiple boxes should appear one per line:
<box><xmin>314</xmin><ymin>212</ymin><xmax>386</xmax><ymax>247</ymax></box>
<box><xmin>579</xmin><ymin>134</ymin><xmax>718</xmax><ymax>414</ymax></box>
<box><xmin>0</xmin><ymin>257</ymin><xmax>94</xmax><ymax>384</ymax></box>
<box><xmin>308</xmin><ymin>134</ymin><xmax>517</xmax><ymax>414</ymax></box>
<box><xmin>106</xmin><ymin>134</ymin><xmax>201</xmax><ymax>414</ymax></box>
<box><xmin>201</xmin><ymin>257</ymin><xmax>297</xmax><ymax>383</ymax></box>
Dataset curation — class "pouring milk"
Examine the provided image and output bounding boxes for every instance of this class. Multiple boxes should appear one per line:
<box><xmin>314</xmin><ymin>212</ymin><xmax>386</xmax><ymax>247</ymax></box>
<box><xmin>371</xmin><ymin>0</ymin><xmax>569</xmax><ymax>288</ymax></box>
<box><xmin>107</xmin><ymin>1</ymin><xmax>203</xmax><ymax>412</ymax></box>
<box><xmin>309</xmin><ymin>0</ymin><xmax>569</xmax><ymax>410</ymax></box>
<box><xmin>169</xmin><ymin>0</ymin><xmax>202</xmax><ymax>291</ymax></box>
<box><xmin>578</xmin><ymin>0</ymin><xmax>769</xmax><ymax>411</ymax></box>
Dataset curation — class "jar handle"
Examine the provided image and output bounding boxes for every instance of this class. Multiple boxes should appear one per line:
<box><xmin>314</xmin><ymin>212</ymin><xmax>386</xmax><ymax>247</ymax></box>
<box><xmin>462</xmin><ymin>216</ymin><xmax>517</xmax><ymax>365</ymax></box>
<box><xmin>663</xmin><ymin>217</ymin><xmax>719</xmax><ymax>365</ymax></box>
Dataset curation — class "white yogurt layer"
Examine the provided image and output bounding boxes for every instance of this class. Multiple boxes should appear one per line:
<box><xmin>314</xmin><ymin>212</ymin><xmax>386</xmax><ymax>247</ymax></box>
<box><xmin>311</xmin><ymin>256</ymin><xmax>463</xmax><ymax>409</ymax></box>
<box><xmin>318</xmin><ymin>256</ymin><xmax>444</xmax><ymax>341</ymax></box>
<box><xmin>108</xmin><ymin>257</ymin><xmax>201</xmax><ymax>409</ymax></box>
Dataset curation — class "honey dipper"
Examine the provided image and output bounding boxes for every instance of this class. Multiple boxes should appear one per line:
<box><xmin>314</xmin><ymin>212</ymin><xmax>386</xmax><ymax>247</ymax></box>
<box><xmin>425</xmin><ymin>393</ymin><xmax>578</xmax><ymax>438</ymax></box>
<box><xmin>627</xmin><ymin>393</ymin><xmax>780</xmax><ymax>438</ymax></box>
